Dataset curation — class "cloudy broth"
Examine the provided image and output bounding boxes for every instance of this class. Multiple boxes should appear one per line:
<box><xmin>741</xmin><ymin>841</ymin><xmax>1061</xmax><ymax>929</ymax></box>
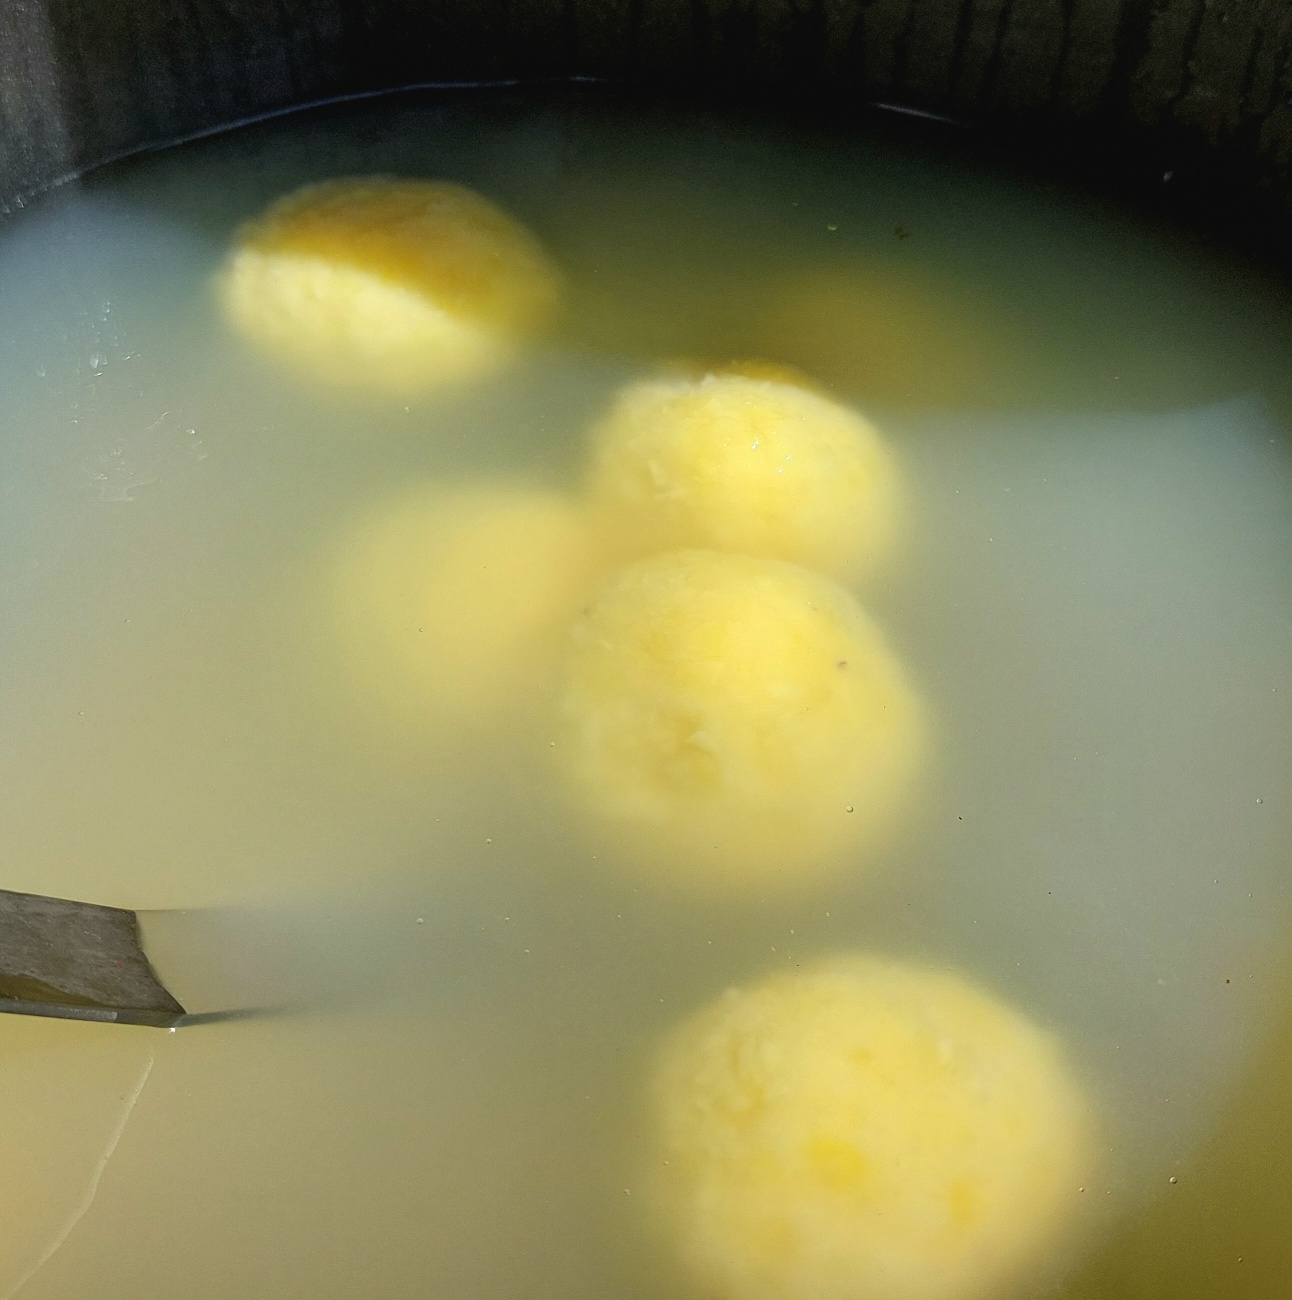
<box><xmin>1</xmin><ymin>88</ymin><xmax>1291</xmax><ymax>1300</ymax></box>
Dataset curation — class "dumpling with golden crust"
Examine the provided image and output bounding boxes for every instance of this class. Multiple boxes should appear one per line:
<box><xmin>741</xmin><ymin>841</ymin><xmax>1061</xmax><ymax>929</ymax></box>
<box><xmin>218</xmin><ymin>178</ymin><xmax>562</xmax><ymax>394</ymax></box>
<box><xmin>647</xmin><ymin>956</ymin><xmax>1095</xmax><ymax>1300</ymax></box>
<box><xmin>556</xmin><ymin>549</ymin><xmax>923</xmax><ymax>891</ymax></box>
<box><xmin>585</xmin><ymin>365</ymin><xmax>903</xmax><ymax>581</ymax></box>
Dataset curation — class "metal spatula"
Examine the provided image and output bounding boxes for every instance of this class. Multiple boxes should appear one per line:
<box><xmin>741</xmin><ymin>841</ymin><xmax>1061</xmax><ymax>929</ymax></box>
<box><xmin>0</xmin><ymin>887</ymin><xmax>233</xmax><ymax>1028</ymax></box>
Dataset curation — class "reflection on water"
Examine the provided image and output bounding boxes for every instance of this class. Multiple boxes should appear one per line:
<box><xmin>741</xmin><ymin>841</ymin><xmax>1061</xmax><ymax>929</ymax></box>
<box><xmin>0</xmin><ymin>88</ymin><xmax>1291</xmax><ymax>1300</ymax></box>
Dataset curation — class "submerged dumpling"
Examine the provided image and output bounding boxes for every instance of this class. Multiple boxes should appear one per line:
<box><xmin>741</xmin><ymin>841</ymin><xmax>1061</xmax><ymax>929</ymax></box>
<box><xmin>585</xmin><ymin>365</ymin><xmax>902</xmax><ymax>580</ymax></box>
<box><xmin>328</xmin><ymin>483</ymin><xmax>594</xmax><ymax>729</ymax></box>
<box><xmin>556</xmin><ymin>549</ymin><xmax>923</xmax><ymax>891</ymax></box>
<box><xmin>754</xmin><ymin>267</ymin><xmax>999</xmax><ymax>407</ymax></box>
<box><xmin>218</xmin><ymin>178</ymin><xmax>562</xmax><ymax>394</ymax></box>
<box><xmin>648</xmin><ymin>956</ymin><xmax>1094</xmax><ymax>1300</ymax></box>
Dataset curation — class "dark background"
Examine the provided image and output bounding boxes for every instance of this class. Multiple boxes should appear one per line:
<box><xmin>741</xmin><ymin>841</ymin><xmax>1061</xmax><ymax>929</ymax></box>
<box><xmin>2</xmin><ymin>0</ymin><xmax>1291</xmax><ymax>260</ymax></box>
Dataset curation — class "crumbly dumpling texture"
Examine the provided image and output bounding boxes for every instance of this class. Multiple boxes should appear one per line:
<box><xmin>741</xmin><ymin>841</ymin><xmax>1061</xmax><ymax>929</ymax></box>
<box><xmin>218</xmin><ymin>178</ymin><xmax>562</xmax><ymax>393</ymax></box>
<box><xmin>649</xmin><ymin>956</ymin><xmax>1094</xmax><ymax>1300</ymax></box>
<box><xmin>586</xmin><ymin>368</ymin><xmax>902</xmax><ymax>579</ymax></box>
<box><xmin>328</xmin><ymin>484</ymin><xmax>594</xmax><ymax>727</ymax></box>
<box><xmin>557</xmin><ymin>550</ymin><xmax>923</xmax><ymax>889</ymax></box>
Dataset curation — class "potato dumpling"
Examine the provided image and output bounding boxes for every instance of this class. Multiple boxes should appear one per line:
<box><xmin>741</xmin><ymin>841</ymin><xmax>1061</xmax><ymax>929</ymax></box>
<box><xmin>585</xmin><ymin>366</ymin><xmax>902</xmax><ymax>580</ymax></box>
<box><xmin>648</xmin><ymin>956</ymin><xmax>1094</xmax><ymax>1300</ymax></box>
<box><xmin>328</xmin><ymin>483</ymin><xmax>594</xmax><ymax>728</ymax></box>
<box><xmin>557</xmin><ymin>549</ymin><xmax>923</xmax><ymax>890</ymax></box>
<box><xmin>218</xmin><ymin>178</ymin><xmax>562</xmax><ymax>394</ymax></box>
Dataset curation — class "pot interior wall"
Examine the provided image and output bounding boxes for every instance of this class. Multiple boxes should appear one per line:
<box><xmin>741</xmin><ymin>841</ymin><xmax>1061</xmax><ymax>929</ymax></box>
<box><xmin>4</xmin><ymin>0</ymin><xmax>1292</xmax><ymax>255</ymax></box>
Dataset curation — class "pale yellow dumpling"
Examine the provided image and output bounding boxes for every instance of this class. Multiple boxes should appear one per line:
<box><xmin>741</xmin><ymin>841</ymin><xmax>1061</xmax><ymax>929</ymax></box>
<box><xmin>585</xmin><ymin>367</ymin><xmax>903</xmax><ymax>580</ymax></box>
<box><xmin>217</xmin><ymin>178</ymin><xmax>562</xmax><ymax>394</ymax></box>
<box><xmin>328</xmin><ymin>484</ymin><xmax>594</xmax><ymax>728</ymax></box>
<box><xmin>557</xmin><ymin>550</ymin><xmax>923</xmax><ymax>890</ymax></box>
<box><xmin>648</xmin><ymin>956</ymin><xmax>1095</xmax><ymax>1300</ymax></box>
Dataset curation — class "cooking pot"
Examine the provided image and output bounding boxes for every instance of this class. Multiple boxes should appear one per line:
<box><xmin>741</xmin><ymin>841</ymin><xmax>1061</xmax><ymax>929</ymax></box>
<box><xmin>4</xmin><ymin>0</ymin><xmax>1292</xmax><ymax>257</ymax></box>
<box><xmin>1</xmin><ymin>2</ymin><xmax>1290</xmax><ymax>1297</ymax></box>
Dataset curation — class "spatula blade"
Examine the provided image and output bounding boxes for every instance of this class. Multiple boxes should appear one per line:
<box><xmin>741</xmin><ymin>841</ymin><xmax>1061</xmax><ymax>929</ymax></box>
<box><xmin>0</xmin><ymin>888</ymin><xmax>186</xmax><ymax>1028</ymax></box>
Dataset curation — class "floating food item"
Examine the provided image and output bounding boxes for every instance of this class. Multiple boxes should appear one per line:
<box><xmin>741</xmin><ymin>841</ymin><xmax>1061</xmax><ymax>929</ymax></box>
<box><xmin>647</xmin><ymin>955</ymin><xmax>1094</xmax><ymax>1300</ymax></box>
<box><xmin>586</xmin><ymin>364</ymin><xmax>902</xmax><ymax>580</ymax></box>
<box><xmin>557</xmin><ymin>549</ymin><xmax>923</xmax><ymax>891</ymax></box>
<box><xmin>328</xmin><ymin>483</ymin><xmax>594</xmax><ymax>729</ymax></box>
<box><xmin>217</xmin><ymin>178</ymin><xmax>562</xmax><ymax>394</ymax></box>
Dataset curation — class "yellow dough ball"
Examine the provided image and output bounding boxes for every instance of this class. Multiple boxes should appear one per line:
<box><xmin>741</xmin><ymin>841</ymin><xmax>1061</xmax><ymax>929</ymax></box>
<box><xmin>557</xmin><ymin>550</ymin><xmax>923</xmax><ymax>890</ymax></box>
<box><xmin>328</xmin><ymin>483</ymin><xmax>595</xmax><ymax>729</ymax></box>
<box><xmin>647</xmin><ymin>956</ymin><xmax>1094</xmax><ymax>1300</ymax></box>
<box><xmin>217</xmin><ymin>178</ymin><xmax>562</xmax><ymax>394</ymax></box>
<box><xmin>585</xmin><ymin>365</ymin><xmax>903</xmax><ymax>580</ymax></box>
